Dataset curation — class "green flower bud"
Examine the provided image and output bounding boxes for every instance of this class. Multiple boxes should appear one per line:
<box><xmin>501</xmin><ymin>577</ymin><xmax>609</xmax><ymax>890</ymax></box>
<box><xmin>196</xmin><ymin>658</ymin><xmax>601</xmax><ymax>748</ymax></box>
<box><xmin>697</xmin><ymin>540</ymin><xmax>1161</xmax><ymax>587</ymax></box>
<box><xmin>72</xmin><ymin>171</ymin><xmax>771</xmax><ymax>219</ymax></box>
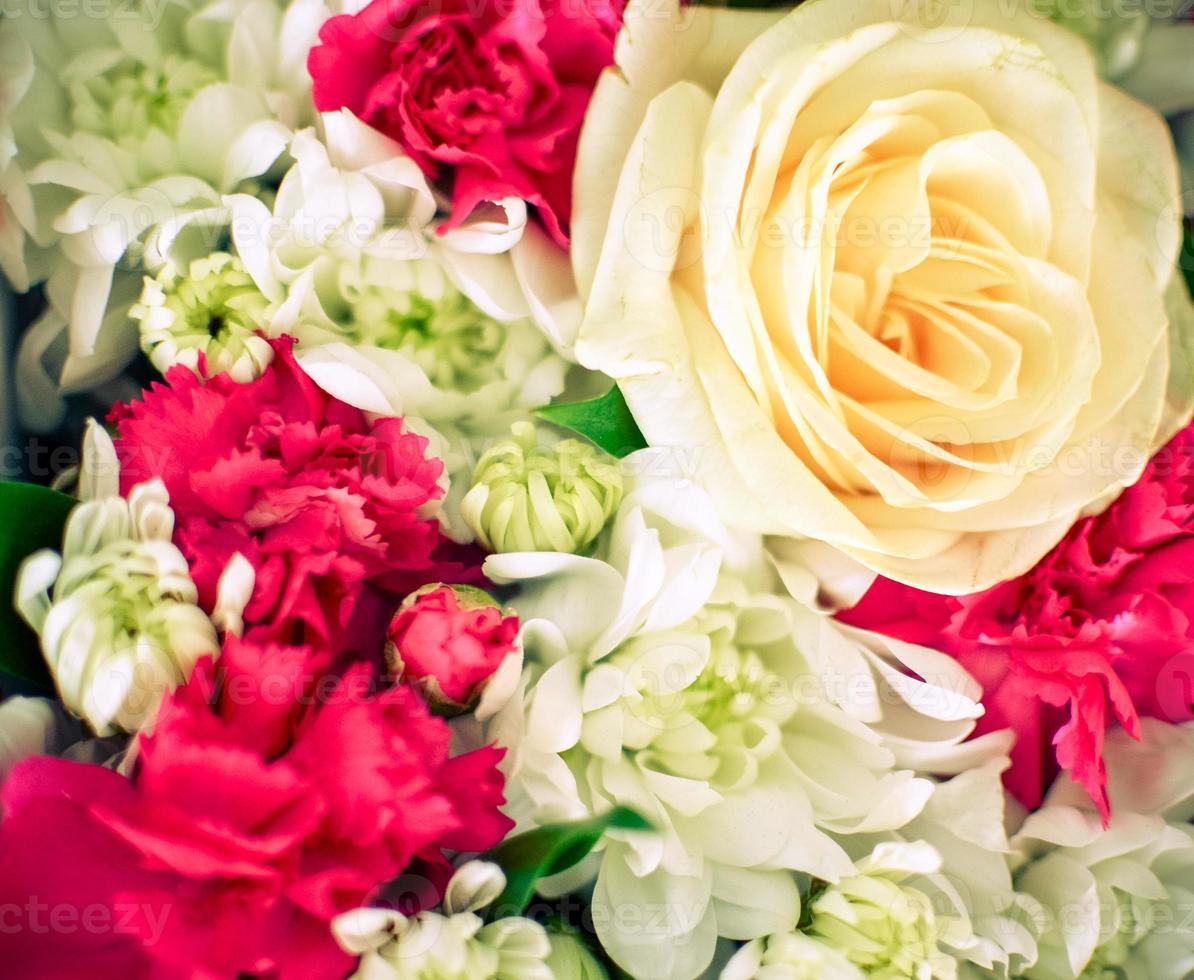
<box><xmin>461</xmin><ymin>422</ymin><xmax>623</xmax><ymax>554</ymax></box>
<box><xmin>133</xmin><ymin>252</ymin><xmax>273</xmax><ymax>383</ymax></box>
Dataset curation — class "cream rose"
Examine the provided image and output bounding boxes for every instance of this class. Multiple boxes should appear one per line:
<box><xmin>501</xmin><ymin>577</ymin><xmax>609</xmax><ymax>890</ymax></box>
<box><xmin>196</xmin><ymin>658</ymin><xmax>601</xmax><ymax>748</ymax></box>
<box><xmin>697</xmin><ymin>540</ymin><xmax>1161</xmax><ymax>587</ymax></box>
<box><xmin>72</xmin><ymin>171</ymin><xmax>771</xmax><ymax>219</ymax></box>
<box><xmin>573</xmin><ymin>0</ymin><xmax>1194</xmax><ymax>593</ymax></box>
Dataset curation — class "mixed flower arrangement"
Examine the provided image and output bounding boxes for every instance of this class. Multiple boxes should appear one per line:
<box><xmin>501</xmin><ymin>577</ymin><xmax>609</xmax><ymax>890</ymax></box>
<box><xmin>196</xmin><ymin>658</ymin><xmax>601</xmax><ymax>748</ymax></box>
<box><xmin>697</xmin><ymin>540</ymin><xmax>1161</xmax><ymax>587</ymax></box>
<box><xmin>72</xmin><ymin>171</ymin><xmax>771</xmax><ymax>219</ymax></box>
<box><xmin>0</xmin><ymin>0</ymin><xmax>1193</xmax><ymax>976</ymax></box>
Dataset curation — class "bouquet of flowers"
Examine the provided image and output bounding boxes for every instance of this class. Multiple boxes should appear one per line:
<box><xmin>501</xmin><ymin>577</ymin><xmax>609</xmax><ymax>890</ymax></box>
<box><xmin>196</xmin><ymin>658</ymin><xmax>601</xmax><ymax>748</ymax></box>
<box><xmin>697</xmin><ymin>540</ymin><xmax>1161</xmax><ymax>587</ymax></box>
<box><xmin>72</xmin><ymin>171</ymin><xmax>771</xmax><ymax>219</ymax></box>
<box><xmin>1</xmin><ymin>0</ymin><xmax>1193</xmax><ymax>975</ymax></box>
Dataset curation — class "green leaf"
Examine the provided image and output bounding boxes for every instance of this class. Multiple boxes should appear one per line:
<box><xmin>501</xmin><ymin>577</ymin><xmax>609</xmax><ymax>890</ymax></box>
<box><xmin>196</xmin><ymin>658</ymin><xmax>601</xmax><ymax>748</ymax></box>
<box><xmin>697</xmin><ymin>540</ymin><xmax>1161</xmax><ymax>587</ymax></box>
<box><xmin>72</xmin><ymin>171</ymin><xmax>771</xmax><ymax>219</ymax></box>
<box><xmin>0</xmin><ymin>482</ymin><xmax>76</xmax><ymax>689</ymax></box>
<box><xmin>1182</xmin><ymin>224</ymin><xmax>1194</xmax><ymax>304</ymax></box>
<box><xmin>482</xmin><ymin>807</ymin><xmax>653</xmax><ymax>919</ymax></box>
<box><xmin>537</xmin><ymin>386</ymin><xmax>647</xmax><ymax>458</ymax></box>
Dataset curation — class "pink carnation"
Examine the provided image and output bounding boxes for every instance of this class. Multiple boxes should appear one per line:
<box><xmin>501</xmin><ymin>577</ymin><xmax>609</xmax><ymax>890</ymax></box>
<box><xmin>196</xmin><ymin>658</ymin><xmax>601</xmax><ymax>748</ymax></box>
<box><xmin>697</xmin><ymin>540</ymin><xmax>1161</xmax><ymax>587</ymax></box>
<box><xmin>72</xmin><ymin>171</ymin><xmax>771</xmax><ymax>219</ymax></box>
<box><xmin>0</xmin><ymin>636</ymin><xmax>513</xmax><ymax>977</ymax></box>
<box><xmin>307</xmin><ymin>0</ymin><xmax>624</xmax><ymax>245</ymax></box>
<box><xmin>840</xmin><ymin>422</ymin><xmax>1194</xmax><ymax>822</ymax></box>
<box><xmin>110</xmin><ymin>338</ymin><xmax>474</xmax><ymax>659</ymax></box>
<box><xmin>387</xmin><ymin>585</ymin><xmax>520</xmax><ymax>707</ymax></box>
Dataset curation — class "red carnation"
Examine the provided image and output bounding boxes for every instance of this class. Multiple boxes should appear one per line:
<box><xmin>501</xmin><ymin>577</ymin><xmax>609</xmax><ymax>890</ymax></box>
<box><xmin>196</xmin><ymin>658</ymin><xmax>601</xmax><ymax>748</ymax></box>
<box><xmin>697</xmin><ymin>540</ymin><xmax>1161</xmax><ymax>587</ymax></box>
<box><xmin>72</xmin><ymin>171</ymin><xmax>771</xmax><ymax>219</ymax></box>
<box><xmin>387</xmin><ymin>584</ymin><xmax>520</xmax><ymax>709</ymax></box>
<box><xmin>110</xmin><ymin>338</ymin><xmax>473</xmax><ymax>659</ymax></box>
<box><xmin>0</xmin><ymin>635</ymin><xmax>514</xmax><ymax>977</ymax></box>
<box><xmin>307</xmin><ymin>0</ymin><xmax>624</xmax><ymax>245</ymax></box>
<box><xmin>840</xmin><ymin>422</ymin><xmax>1194</xmax><ymax>823</ymax></box>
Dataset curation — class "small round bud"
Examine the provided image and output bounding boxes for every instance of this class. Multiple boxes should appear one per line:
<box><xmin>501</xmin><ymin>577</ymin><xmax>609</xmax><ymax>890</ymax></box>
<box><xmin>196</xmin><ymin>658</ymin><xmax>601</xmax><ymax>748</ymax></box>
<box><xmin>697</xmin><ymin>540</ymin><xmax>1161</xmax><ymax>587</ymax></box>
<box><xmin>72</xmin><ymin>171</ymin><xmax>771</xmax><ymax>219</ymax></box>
<box><xmin>461</xmin><ymin>422</ymin><xmax>623</xmax><ymax>554</ymax></box>
<box><xmin>385</xmin><ymin>584</ymin><xmax>520</xmax><ymax>713</ymax></box>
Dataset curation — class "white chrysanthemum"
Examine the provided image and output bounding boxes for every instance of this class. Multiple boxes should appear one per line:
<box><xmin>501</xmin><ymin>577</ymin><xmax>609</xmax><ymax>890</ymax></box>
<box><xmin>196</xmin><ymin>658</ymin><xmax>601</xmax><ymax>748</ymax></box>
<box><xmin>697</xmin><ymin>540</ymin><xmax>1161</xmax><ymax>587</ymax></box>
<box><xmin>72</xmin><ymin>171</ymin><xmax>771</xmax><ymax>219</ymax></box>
<box><xmin>803</xmin><ymin>842</ymin><xmax>972</xmax><ymax>980</ymax></box>
<box><xmin>230</xmin><ymin>109</ymin><xmax>581</xmax><ymax>351</ymax></box>
<box><xmin>721</xmin><ymin>769</ymin><xmax>1029</xmax><ymax>980</ymax></box>
<box><xmin>295</xmin><ymin>256</ymin><xmax>569</xmax><ymax>436</ymax></box>
<box><xmin>12</xmin><ymin>423</ymin><xmax>245</xmax><ymax>734</ymax></box>
<box><xmin>1</xmin><ymin>0</ymin><xmax>327</xmax><ymax>418</ymax></box>
<box><xmin>885</xmin><ymin>762</ymin><xmax>1039</xmax><ymax>977</ymax></box>
<box><xmin>333</xmin><ymin>862</ymin><xmax>554</xmax><ymax>980</ymax></box>
<box><xmin>719</xmin><ymin>760</ymin><xmax>1033</xmax><ymax>980</ymax></box>
<box><xmin>772</xmin><ymin>553</ymin><xmax>1002</xmax><ymax>777</ymax></box>
<box><xmin>13</xmin><ymin>267</ymin><xmax>149</xmax><ymax>433</ymax></box>
<box><xmin>0</xmin><ymin>23</ymin><xmax>39</xmax><ymax>293</ymax></box>
<box><xmin>483</xmin><ymin>468</ymin><xmax>955</xmax><ymax>980</ymax></box>
<box><xmin>1010</xmin><ymin>720</ymin><xmax>1194</xmax><ymax>980</ymax></box>
<box><xmin>133</xmin><ymin>251</ymin><xmax>273</xmax><ymax>381</ymax></box>
<box><xmin>227</xmin><ymin>110</ymin><xmax>534</xmax><ymax>336</ymax></box>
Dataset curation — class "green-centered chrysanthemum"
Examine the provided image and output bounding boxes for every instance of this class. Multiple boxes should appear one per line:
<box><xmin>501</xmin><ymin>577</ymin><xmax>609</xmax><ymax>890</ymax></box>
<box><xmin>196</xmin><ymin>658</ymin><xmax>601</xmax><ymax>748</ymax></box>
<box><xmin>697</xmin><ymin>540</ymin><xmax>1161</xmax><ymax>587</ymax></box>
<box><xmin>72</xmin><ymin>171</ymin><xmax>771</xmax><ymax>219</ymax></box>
<box><xmin>337</xmin><ymin>261</ymin><xmax>510</xmax><ymax>394</ymax></box>
<box><xmin>461</xmin><ymin>422</ymin><xmax>623</xmax><ymax>554</ymax></box>
<box><xmin>70</xmin><ymin>54</ymin><xmax>219</xmax><ymax>143</ymax></box>
<box><xmin>585</xmin><ymin>603</ymin><xmax>796</xmax><ymax>794</ymax></box>
<box><xmin>805</xmin><ymin>843</ymin><xmax>963</xmax><ymax>980</ymax></box>
<box><xmin>1011</xmin><ymin>755</ymin><xmax>1194</xmax><ymax>980</ymax></box>
<box><xmin>134</xmin><ymin>252</ymin><xmax>273</xmax><ymax>381</ymax></box>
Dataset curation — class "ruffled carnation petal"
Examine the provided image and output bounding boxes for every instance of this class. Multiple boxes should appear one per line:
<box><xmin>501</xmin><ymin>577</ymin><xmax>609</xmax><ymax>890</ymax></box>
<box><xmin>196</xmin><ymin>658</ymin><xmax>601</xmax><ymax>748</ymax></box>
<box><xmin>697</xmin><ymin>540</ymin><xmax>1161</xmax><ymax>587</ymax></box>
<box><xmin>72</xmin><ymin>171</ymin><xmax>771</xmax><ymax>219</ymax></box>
<box><xmin>109</xmin><ymin>337</ymin><xmax>471</xmax><ymax>658</ymax></box>
<box><xmin>0</xmin><ymin>633</ymin><xmax>513</xmax><ymax>976</ymax></box>
<box><xmin>308</xmin><ymin>0</ymin><xmax>624</xmax><ymax>242</ymax></box>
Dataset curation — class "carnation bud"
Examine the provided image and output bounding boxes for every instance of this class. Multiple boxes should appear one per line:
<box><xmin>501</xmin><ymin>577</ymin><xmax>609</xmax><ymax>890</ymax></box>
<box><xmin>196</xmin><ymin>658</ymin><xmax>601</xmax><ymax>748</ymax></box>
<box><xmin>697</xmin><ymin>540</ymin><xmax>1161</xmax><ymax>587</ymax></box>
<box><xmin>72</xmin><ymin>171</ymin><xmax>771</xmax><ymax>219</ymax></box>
<box><xmin>385</xmin><ymin>584</ymin><xmax>520</xmax><ymax>713</ymax></box>
<box><xmin>461</xmin><ymin>422</ymin><xmax>623</xmax><ymax>554</ymax></box>
<box><xmin>133</xmin><ymin>252</ymin><xmax>273</xmax><ymax>383</ymax></box>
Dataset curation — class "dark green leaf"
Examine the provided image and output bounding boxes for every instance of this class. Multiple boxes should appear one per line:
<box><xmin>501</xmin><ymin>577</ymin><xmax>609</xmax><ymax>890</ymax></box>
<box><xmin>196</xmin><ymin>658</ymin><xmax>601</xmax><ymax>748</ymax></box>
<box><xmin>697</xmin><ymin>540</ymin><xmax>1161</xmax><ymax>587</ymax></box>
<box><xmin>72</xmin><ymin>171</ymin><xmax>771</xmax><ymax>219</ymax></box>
<box><xmin>537</xmin><ymin>386</ymin><xmax>647</xmax><ymax>458</ymax></box>
<box><xmin>482</xmin><ymin>807</ymin><xmax>652</xmax><ymax>918</ymax></box>
<box><xmin>1182</xmin><ymin>223</ymin><xmax>1194</xmax><ymax>304</ymax></box>
<box><xmin>0</xmin><ymin>482</ymin><xmax>76</xmax><ymax>690</ymax></box>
